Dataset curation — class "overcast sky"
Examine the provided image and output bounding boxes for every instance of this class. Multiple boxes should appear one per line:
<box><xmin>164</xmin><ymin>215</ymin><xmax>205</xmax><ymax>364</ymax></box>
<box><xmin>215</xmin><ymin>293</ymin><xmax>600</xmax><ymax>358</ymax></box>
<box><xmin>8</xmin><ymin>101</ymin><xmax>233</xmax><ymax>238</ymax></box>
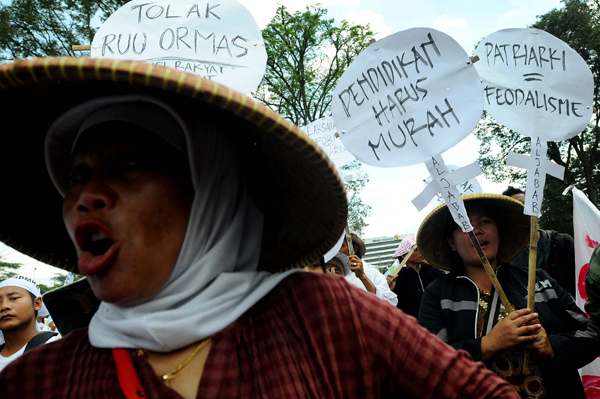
<box><xmin>2</xmin><ymin>0</ymin><xmax>564</xmax><ymax>283</ymax></box>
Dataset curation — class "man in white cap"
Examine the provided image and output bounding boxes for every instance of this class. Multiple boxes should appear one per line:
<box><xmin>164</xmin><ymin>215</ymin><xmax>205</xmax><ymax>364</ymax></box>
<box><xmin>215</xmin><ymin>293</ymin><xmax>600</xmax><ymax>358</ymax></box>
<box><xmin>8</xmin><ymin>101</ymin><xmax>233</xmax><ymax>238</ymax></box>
<box><xmin>0</xmin><ymin>276</ymin><xmax>58</xmax><ymax>372</ymax></box>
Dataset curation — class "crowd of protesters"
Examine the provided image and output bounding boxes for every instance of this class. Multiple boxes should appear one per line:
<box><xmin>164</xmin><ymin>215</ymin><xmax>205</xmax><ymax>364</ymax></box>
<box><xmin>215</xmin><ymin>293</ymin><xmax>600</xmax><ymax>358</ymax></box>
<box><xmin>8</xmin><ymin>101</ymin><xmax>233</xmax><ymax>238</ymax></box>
<box><xmin>0</xmin><ymin>57</ymin><xmax>599</xmax><ymax>399</ymax></box>
<box><xmin>300</xmin><ymin>191</ymin><xmax>595</xmax><ymax>398</ymax></box>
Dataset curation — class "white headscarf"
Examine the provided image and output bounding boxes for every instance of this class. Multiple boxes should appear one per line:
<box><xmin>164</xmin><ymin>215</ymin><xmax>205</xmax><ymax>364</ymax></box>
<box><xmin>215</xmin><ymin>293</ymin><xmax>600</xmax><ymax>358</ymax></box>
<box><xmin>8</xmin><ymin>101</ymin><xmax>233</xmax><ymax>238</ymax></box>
<box><xmin>47</xmin><ymin>95</ymin><xmax>301</xmax><ymax>352</ymax></box>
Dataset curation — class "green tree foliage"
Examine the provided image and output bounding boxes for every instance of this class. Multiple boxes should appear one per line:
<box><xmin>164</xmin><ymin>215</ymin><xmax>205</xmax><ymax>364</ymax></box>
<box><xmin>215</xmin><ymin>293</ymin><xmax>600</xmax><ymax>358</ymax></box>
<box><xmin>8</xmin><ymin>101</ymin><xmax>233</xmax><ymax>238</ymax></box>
<box><xmin>474</xmin><ymin>0</ymin><xmax>600</xmax><ymax>235</ymax></box>
<box><xmin>0</xmin><ymin>1</ymin><xmax>375</xmax><ymax>235</ymax></box>
<box><xmin>255</xmin><ymin>5</ymin><xmax>375</xmax><ymax>232</ymax></box>
<box><xmin>341</xmin><ymin>160</ymin><xmax>372</xmax><ymax>236</ymax></box>
<box><xmin>37</xmin><ymin>283</ymin><xmax>53</xmax><ymax>292</ymax></box>
<box><xmin>254</xmin><ymin>4</ymin><xmax>375</xmax><ymax>127</ymax></box>
<box><xmin>39</xmin><ymin>273</ymin><xmax>84</xmax><ymax>292</ymax></box>
<box><xmin>0</xmin><ymin>0</ymin><xmax>126</xmax><ymax>61</ymax></box>
<box><xmin>0</xmin><ymin>257</ymin><xmax>22</xmax><ymax>280</ymax></box>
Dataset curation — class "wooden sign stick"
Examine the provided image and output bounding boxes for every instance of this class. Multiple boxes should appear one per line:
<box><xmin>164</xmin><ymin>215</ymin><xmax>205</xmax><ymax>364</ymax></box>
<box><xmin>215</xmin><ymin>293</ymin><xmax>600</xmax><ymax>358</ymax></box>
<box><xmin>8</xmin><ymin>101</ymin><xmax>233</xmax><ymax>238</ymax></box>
<box><xmin>72</xmin><ymin>45</ymin><xmax>91</xmax><ymax>51</ymax></box>
<box><xmin>523</xmin><ymin>215</ymin><xmax>539</xmax><ymax>374</ymax></box>
<box><xmin>391</xmin><ymin>246</ymin><xmax>417</xmax><ymax>277</ymax></box>
<box><xmin>344</xmin><ymin>223</ymin><xmax>355</xmax><ymax>256</ymax></box>
<box><xmin>467</xmin><ymin>231</ymin><xmax>514</xmax><ymax>313</ymax></box>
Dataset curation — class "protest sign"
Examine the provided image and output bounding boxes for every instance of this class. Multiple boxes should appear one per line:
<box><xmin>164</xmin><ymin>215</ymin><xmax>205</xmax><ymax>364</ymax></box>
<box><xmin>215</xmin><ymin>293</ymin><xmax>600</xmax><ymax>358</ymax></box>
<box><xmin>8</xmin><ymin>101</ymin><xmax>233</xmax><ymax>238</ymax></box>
<box><xmin>331</xmin><ymin>28</ymin><xmax>513</xmax><ymax>312</ymax></box>
<box><xmin>475</xmin><ymin>28</ymin><xmax>594</xmax><ymax>371</ymax></box>
<box><xmin>413</xmin><ymin>156</ymin><xmax>482</xmax><ymax>232</ymax></box>
<box><xmin>475</xmin><ymin>28</ymin><xmax>593</xmax><ymax>142</ymax></box>
<box><xmin>332</xmin><ymin>28</ymin><xmax>482</xmax><ymax>168</ymax></box>
<box><xmin>302</xmin><ymin>117</ymin><xmax>357</xmax><ymax>236</ymax></box>
<box><xmin>302</xmin><ymin>116</ymin><xmax>355</xmax><ymax>170</ymax></box>
<box><xmin>91</xmin><ymin>0</ymin><xmax>267</xmax><ymax>94</ymax></box>
<box><xmin>474</xmin><ymin>29</ymin><xmax>591</xmax><ymax>217</ymax></box>
<box><xmin>422</xmin><ymin>164</ymin><xmax>482</xmax><ymax>211</ymax></box>
<box><xmin>506</xmin><ymin>137</ymin><xmax>565</xmax><ymax>217</ymax></box>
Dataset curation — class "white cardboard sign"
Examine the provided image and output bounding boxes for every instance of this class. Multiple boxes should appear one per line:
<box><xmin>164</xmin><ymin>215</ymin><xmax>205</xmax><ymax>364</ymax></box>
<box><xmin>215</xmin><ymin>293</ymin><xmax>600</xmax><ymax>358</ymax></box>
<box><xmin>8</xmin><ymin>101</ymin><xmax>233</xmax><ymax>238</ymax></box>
<box><xmin>302</xmin><ymin>116</ymin><xmax>356</xmax><ymax>170</ymax></box>
<box><xmin>423</xmin><ymin>164</ymin><xmax>483</xmax><ymax>210</ymax></box>
<box><xmin>91</xmin><ymin>0</ymin><xmax>267</xmax><ymax>94</ymax></box>
<box><xmin>507</xmin><ymin>136</ymin><xmax>565</xmax><ymax>217</ymax></box>
<box><xmin>412</xmin><ymin>155</ymin><xmax>483</xmax><ymax>232</ymax></box>
<box><xmin>475</xmin><ymin>28</ymin><xmax>593</xmax><ymax>141</ymax></box>
<box><xmin>332</xmin><ymin>28</ymin><xmax>483</xmax><ymax>167</ymax></box>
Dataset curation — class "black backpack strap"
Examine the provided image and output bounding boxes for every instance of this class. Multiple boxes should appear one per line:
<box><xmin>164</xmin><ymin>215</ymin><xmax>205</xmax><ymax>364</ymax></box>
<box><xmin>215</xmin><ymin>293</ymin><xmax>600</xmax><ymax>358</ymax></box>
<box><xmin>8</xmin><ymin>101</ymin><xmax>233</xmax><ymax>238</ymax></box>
<box><xmin>24</xmin><ymin>332</ymin><xmax>58</xmax><ymax>352</ymax></box>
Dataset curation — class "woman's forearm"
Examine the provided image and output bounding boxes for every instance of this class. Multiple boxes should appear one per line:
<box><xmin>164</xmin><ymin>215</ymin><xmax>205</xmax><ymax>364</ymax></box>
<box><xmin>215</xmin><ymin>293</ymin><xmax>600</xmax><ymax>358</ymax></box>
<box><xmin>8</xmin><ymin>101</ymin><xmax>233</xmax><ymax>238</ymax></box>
<box><xmin>480</xmin><ymin>335</ymin><xmax>496</xmax><ymax>362</ymax></box>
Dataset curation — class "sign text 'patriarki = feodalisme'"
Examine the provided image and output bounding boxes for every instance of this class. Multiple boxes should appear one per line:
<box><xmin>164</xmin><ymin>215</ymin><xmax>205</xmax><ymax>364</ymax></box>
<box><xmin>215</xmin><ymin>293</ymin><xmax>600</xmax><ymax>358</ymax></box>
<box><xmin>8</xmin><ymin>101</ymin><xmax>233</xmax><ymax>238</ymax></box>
<box><xmin>475</xmin><ymin>28</ymin><xmax>593</xmax><ymax>144</ymax></box>
<box><xmin>475</xmin><ymin>28</ymin><xmax>593</xmax><ymax>217</ymax></box>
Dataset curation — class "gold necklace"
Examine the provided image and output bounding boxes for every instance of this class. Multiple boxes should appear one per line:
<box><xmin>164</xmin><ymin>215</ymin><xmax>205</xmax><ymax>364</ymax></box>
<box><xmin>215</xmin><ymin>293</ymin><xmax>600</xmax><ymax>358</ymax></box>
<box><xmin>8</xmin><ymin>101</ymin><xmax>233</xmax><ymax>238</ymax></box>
<box><xmin>138</xmin><ymin>337</ymin><xmax>212</xmax><ymax>387</ymax></box>
<box><xmin>162</xmin><ymin>338</ymin><xmax>211</xmax><ymax>387</ymax></box>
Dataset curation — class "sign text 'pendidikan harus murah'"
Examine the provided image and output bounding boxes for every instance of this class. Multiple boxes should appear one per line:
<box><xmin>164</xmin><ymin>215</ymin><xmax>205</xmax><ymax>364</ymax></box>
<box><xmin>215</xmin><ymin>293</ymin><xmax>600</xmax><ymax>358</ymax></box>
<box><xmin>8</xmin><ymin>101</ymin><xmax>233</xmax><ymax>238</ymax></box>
<box><xmin>332</xmin><ymin>28</ymin><xmax>483</xmax><ymax>168</ymax></box>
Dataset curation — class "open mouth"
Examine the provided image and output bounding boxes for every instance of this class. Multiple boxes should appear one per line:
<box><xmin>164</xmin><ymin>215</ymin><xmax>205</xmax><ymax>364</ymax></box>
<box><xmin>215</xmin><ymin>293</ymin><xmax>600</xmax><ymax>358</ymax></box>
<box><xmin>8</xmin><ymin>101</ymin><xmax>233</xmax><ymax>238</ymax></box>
<box><xmin>84</xmin><ymin>231</ymin><xmax>114</xmax><ymax>257</ymax></box>
<box><xmin>472</xmin><ymin>241</ymin><xmax>488</xmax><ymax>248</ymax></box>
<box><xmin>75</xmin><ymin>220</ymin><xmax>118</xmax><ymax>275</ymax></box>
<box><xmin>76</xmin><ymin>222</ymin><xmax>115</xmax><ymax>257</ymax></box>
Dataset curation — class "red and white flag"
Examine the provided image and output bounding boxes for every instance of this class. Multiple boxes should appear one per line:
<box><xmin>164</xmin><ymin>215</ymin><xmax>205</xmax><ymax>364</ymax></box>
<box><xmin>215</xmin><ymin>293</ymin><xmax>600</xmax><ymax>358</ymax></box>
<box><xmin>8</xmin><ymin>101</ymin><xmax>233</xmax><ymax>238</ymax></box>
<box><xmin>571</xmin><ymin>187</ymin><xmax>600</xmax><ymax>397</ymax></box>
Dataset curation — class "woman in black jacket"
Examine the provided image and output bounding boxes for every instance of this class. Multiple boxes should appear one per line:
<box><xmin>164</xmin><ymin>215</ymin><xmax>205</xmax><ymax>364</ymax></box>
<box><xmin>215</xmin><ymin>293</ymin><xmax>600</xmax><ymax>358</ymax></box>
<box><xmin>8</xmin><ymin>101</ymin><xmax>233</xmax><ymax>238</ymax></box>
<box><xmin>390</xmin><ymin>235</ymin><xmax>443</xmax><ymax>318</ymax></box>
<box><xmin>417</xmin><ymin>193</ymin><xmax>600</xmax><ymax>399</ymax></box>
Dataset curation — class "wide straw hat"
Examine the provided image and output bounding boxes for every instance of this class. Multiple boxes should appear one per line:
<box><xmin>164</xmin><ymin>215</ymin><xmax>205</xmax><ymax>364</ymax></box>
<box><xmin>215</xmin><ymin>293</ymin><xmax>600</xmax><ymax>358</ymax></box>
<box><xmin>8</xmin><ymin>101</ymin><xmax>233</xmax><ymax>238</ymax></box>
<box><xmin>0</xmin><ymin>57</ymin><xmax>347</xmax><ymax>274</ymax></box>
<box><xmin>350</xmin><ymin>233</ymin><xmax>367</xmax><ymax>259</ymax></box>
<box><xmin>417</xmin><ymin>193</ymin><xmax>529</xmax><ymax>272</ymax></box>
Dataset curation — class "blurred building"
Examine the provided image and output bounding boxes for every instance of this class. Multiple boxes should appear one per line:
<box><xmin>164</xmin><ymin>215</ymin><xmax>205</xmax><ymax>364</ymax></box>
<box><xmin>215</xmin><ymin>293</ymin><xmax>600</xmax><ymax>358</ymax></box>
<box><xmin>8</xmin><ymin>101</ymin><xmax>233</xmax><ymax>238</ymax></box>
<box><xmin>363</xmin><ymin>234</ymin><xmax>408</xmax><ymax>269</ymax></box>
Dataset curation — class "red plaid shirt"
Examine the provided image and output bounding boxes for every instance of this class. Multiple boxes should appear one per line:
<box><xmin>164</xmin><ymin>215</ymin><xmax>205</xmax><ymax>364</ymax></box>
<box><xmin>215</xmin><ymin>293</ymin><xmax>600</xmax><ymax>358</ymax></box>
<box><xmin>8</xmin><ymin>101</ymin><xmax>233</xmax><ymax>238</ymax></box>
<box><xmin>0</xmin><ymin>273</ymin><xmax>518</xmax><ymax>398</ymax></box>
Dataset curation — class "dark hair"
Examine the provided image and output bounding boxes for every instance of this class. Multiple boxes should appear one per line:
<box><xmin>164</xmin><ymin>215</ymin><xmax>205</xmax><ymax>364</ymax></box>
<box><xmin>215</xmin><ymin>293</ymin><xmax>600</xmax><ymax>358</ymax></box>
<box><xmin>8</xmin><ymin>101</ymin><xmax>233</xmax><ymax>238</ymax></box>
<box><xmin>443</xmin><ymin>213</ymin><xmax>459</xmax><ymax>238</ymax></box>
<box><xmin>502</xmin><ymin>186</ymin><xmax>524</xmax><ymax>197</ymax></box>
<box><xmin>443</xmin><ymin>200</ymin><xmax>498</xmax><ymax>273</ymax></box>
<box><xmin>441</xmin><ymin>219</ymin><xmax>468</xmax><ymax>273</ymax></box>
<box><xmin>318</xmin><ymin>256</ymin><xmax>326</xmax><ymax>272</ymax></box>
<box><xmin>28</xmin><ymin>291</ymin><xmax>39</xmax><ymax>318</ymax></box>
